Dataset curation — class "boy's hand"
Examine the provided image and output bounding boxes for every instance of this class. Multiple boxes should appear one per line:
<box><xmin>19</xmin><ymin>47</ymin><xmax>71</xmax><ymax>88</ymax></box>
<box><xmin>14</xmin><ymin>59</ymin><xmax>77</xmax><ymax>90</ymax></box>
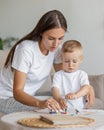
<box><xmin>65</xmin><ymin>93</ymin><xmax>76</xmax><ymax>100</ymax></box>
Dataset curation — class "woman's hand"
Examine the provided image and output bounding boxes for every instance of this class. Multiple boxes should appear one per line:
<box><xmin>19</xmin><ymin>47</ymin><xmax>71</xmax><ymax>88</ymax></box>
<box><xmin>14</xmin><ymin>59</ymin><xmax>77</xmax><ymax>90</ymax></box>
<box><xmin>85</xmin><ymin>86</ymin><xmax>95</xmax><ymax>108</ymax></box>
<box><xmin>38</xmin><ymin>98</ymin><xmax>61</xmax><ymax>112</ymax></box>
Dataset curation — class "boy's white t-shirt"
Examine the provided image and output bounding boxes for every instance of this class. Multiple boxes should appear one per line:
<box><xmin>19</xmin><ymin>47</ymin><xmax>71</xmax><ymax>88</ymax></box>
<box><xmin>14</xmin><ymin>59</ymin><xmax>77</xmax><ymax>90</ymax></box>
<box><xmin>52</xmin><ymin>70</ymin><xmax>90</xmax><ymax>110</ymax></box>
<box><xmin>0</xmin><ymin>40</ymin><xmax>56</xmax><ymax>99</ymax></box>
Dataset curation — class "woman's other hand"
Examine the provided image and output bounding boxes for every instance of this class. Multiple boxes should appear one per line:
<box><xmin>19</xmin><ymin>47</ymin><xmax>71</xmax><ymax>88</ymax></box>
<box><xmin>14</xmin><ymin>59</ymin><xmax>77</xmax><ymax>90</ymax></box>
<box><xmin>85</xmin><ymin>86</ymin><xmax>95</xmax><ymax>108</ymax></box>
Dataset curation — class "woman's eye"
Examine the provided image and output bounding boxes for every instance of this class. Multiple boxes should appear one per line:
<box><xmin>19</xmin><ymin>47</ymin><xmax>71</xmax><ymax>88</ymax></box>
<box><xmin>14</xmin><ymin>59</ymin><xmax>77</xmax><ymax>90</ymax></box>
<box><xmin>59</xmin><ymin>37</ymin><xmax>64</xmax><ymax>40</ymax></box>
<box><xmin>48</xmin><ymin>38</ymin><xmax>54</xmax><ymax>40</ymax></box>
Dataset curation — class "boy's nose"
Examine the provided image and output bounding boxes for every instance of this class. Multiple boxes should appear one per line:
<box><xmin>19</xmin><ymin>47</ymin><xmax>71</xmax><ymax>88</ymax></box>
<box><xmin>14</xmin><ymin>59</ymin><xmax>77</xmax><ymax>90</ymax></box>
<box><xmin>68</xmin><ymin>62</ymin><xmax>73</xmax><ymax>67</ymax></box>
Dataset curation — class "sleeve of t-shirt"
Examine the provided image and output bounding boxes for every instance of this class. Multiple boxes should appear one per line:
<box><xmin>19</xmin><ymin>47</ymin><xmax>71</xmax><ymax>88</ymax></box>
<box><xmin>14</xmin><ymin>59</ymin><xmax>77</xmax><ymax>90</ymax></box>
<box><xmin>12</xmin><ymin>44</ymin><xmax>32</xmax><ymax>73</ymax></box>
<box><xmin>80</xmin><ymin>71</ymin><xmax>90</xmax><ymax>87</ymax></box>
<box><xmin>51</xmin><ymin>71</ymin><xmax>62</xmax><ymax>89</ymax></box>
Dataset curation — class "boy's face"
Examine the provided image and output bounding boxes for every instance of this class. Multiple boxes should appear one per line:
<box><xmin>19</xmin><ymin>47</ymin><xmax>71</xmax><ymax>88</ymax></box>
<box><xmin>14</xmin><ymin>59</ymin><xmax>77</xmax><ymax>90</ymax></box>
<box><xmin>62</xmin><ymin>51</ymin><xmax>82</xmax><ymax>73</ymax></box>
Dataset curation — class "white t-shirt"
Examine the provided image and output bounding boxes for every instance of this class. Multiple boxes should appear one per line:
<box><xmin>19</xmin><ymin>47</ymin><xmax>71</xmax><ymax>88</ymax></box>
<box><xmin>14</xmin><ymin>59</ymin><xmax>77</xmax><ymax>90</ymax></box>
<box><xmin>52</xmin><ymin>70</ymin><xmax>90</xmax><ymax>110</ymax></box>
<box><xmin>0</xmin><ymin>40</ymin><xmax>57</xmax><ymax>99</ymax></box>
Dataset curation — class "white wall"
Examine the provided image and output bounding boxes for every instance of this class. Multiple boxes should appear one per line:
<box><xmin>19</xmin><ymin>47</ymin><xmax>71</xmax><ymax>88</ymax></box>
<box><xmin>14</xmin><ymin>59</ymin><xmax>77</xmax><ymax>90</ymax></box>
<box><xmin>0</xmin><ymin>0</ymin><xmax>104</xmax><ymax>75</ymax></box>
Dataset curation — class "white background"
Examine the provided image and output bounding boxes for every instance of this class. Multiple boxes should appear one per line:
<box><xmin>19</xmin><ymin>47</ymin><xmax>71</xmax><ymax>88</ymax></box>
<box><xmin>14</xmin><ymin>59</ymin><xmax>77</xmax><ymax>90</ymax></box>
<box><xmin>0</xmin><ymin>0</ymin><xmax>104</xmax><ymax>75</ymax></box>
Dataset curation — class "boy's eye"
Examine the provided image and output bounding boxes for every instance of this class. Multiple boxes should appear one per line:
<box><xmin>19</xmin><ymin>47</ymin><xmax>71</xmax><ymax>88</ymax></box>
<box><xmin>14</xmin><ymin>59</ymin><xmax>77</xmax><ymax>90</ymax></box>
<box><xmin>64</xmin><ymin>60</ymin><xmax>78</xmax><ymax>63</ymax></box>
<box><xmin>73</xmin><ymin>60</ymin><xmax>78</xmax><ymax>63</ymax></box>
<box><xmin>65</xmin><ymin>60</ymin><xmax>69</xmax><ymax>63</ymax></box>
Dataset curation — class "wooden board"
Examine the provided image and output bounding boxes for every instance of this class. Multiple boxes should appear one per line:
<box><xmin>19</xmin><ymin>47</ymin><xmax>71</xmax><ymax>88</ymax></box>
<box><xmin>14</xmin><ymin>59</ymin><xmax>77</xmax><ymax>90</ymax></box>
<box><xmin>17</xmin><ymin>114</ymin><xmax>95</xmax><ymax>128</ymax></box>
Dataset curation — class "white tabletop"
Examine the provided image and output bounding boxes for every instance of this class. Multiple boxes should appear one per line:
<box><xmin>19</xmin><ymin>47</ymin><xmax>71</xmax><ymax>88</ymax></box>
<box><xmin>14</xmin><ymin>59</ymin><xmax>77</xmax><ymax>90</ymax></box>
<box><xmin>1</xmin><ymin>109</ymin><xmax>104</xmax><ymax>130</ymax></box>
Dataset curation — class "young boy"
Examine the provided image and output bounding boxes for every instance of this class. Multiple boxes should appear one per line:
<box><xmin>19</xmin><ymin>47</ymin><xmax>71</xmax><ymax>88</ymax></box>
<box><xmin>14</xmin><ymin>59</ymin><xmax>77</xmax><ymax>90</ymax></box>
<box><xmin>52</xmin><ymin>40</ymin><xmax>90</xmax><ymax>113</ymax></box>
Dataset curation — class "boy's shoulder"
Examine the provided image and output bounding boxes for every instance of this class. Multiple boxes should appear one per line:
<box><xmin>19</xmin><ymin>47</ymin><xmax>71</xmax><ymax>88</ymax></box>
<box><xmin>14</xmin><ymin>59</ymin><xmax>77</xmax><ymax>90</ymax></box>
<box><xmin>77</xmin><ymin>70</ymin><xmax>88</xmax><ymax>77</ymax></box>
<box><xmin>78</xmin><ymin>69</ymin><xmax>88</xmax><ymax>74</ymax></box>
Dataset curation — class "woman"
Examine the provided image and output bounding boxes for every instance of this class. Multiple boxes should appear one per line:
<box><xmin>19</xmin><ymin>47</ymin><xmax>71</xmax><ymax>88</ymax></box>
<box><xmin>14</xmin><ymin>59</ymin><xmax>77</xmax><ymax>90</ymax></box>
<box><xmin>0</xmin><ymin>10</ymin><xmax>94</xmax><ymax>114</ymax></box>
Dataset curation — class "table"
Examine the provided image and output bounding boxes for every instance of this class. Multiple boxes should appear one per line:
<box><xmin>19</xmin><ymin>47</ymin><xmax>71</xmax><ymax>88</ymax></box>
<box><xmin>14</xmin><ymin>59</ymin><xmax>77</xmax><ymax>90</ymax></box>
<box><xmin>1</xmin><ymin>109</ymin><xmax>104</xmax><ymax>130</ymax></box>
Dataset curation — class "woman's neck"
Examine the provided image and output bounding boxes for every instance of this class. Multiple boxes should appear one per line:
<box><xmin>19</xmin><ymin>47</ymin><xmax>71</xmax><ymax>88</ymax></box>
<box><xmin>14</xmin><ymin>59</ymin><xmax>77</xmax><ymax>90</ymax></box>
<box><xmin>38</xmin><ymin>41</ymin><xmax>49</xmax><ymax>55</ymax></box>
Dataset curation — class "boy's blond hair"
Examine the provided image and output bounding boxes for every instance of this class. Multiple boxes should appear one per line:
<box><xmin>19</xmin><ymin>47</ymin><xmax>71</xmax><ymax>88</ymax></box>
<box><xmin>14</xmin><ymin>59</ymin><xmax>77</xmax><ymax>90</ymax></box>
<box><xmin>62</xmin><ymin>40</ymin><xmax>83</xmax><ymax>55</ymax></box>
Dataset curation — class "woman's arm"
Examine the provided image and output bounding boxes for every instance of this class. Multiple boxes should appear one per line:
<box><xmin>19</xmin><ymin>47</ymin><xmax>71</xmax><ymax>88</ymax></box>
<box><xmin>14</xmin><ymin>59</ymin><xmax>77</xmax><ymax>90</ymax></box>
<box><xmin>53</xmin><ymin>63</ymin><xmax>63</xmax><ymax>72</ymax></box>
<box><xmin>13</xmin><ymin>69</ymin><xmax>60</xmax><ymax>111</ymax></box>
<box><xmin>85</xmin><ymin>86</ymin><xmax>95</xmax><ymax>108</ymax></box>
<box><xmin>13</xmin><ymin>69</ymin><xmax>39</xmax><ymax>106</ymax></box>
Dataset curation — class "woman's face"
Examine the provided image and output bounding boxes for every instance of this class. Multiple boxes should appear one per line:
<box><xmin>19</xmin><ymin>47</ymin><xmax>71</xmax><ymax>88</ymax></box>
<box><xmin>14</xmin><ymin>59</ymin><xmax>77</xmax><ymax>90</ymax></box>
<box><xmin>40</xmin><ymin>28</ymin><xmax>65</xmax><ymax>53</ymax></box>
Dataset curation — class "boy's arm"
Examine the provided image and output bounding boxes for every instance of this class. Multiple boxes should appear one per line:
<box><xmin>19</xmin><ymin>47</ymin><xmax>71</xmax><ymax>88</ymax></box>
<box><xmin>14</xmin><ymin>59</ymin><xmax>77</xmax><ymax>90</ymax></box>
<box><xmin>65</xmin><ymin>85</ymin><xmax>90</xmax><ymax>100</ymax></box>
<box><xmin>75</xmin><ymin>85</ymin><xmax>90</xmax><ymax>98</ymax></box>
<box><xmin>75</xmin><ymin>85</ymin><xmax>95</xmax><ymax>108</ymax></box>
<box><xmin>52</xmin><ymin>87</ymin><xmax>62</xmax><ymax>101</ymax></box>
<box><xmin>52</xmin><ymin>87</ymin><xmax>67</xmax><ymax>109</ymax></box>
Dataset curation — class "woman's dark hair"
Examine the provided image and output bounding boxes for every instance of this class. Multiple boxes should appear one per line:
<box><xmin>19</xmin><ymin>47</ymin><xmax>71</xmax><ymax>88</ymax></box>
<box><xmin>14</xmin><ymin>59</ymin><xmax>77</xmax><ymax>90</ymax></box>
<box><xmin>5</xmin><ymin>10</ymin><xmax>67</xmax><ymax>68</ymax></box>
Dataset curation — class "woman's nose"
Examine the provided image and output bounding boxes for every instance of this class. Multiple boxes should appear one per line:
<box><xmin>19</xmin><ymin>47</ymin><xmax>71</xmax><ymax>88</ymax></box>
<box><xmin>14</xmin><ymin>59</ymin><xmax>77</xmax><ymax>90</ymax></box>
<box><xmin>53</xmin><ymin>39</ymin><xmax>60</xmax><ymax>46</ymax></box>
